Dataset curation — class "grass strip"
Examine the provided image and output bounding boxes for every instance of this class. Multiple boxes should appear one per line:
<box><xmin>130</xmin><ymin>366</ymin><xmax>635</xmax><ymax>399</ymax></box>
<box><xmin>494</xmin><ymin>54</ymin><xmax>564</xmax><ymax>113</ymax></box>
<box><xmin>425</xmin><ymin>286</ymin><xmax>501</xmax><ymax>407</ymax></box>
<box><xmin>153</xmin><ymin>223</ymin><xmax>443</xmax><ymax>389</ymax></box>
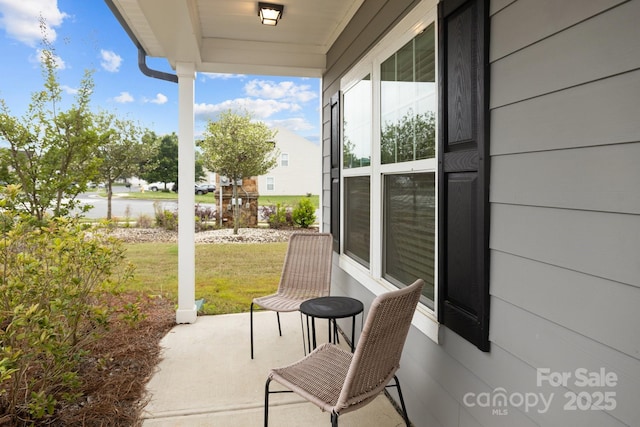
<box><xmin>124</xmin><ymin>242</ymin><xmax>288</xmax><ymax>315</ymax></box>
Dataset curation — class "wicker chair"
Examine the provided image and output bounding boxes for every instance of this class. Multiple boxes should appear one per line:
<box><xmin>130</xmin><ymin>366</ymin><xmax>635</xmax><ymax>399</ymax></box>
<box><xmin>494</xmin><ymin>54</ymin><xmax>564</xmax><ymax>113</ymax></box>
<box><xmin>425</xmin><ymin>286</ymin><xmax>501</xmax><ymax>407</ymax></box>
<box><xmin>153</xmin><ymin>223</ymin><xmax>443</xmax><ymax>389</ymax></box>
<box><xmin>250</xmin><ymin>232</ymin><xmax>333</xmax><ymax>359</ymax></box>
<box><xmin>264</xmin><ymin>278</ymin><xmax>424</xmax><ymax>426</ymax></box>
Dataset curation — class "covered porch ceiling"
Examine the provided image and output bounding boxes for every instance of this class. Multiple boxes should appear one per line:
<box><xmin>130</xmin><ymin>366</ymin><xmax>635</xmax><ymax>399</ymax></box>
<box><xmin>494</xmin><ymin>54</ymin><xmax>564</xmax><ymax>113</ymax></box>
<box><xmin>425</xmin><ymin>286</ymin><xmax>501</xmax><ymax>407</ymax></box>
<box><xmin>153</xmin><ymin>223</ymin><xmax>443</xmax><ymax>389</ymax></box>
<box><xmin>107</xmin><ymin>0</ymin><xmax>364</xmax><ymax>77</ymax></box>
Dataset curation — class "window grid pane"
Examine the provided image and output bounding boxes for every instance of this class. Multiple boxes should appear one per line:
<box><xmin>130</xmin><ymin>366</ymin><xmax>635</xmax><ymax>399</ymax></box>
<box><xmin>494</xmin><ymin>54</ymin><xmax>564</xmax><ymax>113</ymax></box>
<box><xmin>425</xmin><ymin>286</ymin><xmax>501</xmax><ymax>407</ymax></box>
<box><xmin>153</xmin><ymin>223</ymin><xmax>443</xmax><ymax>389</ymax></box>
<box><xmin>380</xmin><ymin>24</ymin><xmax>436</xmax><ymax>165</ymax></box>
<box><xmin>383</xmin><ymin>173</ymin><xmax>435</xmax><ymax>306</ymax></box>
<box><xmin>344</xmin><ymin>176</ymin><xmax>370</xmax><ymax>267</ymax></box>
<box><xmin>343</xmin><ymin>75</ymin><xmax>372</xmax><ymax>168</ymax></box>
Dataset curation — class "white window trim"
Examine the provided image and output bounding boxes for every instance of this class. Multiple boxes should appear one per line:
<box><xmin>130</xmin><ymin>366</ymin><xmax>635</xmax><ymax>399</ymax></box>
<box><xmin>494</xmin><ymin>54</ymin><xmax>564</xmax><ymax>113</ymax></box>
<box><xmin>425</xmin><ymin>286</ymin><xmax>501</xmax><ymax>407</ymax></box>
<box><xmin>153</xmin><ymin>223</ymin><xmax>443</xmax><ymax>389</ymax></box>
<box><xmin>339</xmin><ymin>0</ymin><xmax>440</xmax><ymax>343</ymax></box>
<box><xmin>266</xmin><ymin>176</ymin><xmax>275</xmax><ymax>192</ymax></box>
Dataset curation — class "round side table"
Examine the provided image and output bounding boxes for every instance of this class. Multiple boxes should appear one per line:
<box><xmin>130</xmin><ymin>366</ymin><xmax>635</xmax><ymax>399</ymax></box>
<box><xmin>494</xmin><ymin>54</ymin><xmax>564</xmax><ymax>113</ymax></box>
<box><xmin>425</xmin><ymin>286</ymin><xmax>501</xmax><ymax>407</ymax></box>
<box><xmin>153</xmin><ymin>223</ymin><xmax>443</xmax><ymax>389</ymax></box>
<box><xmin>300</xmin><ymin>296</ymin><xmax>364</xmax><ymax>353</ymax></box>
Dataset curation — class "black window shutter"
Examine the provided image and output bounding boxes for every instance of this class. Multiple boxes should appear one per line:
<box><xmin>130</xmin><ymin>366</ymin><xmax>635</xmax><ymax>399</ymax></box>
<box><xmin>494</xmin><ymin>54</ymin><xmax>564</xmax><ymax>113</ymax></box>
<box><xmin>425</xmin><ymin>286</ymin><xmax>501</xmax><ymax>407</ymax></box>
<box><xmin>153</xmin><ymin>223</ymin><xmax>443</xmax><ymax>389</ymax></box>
<box><xmin>330</xmin><ymin>92</ymin><xmax>341</xmax><ymax>252</ymax></box>
<box><xmin>437</xmin><ymin>0</ymin><xmax>490</xmax><ymax>351</ymax></box>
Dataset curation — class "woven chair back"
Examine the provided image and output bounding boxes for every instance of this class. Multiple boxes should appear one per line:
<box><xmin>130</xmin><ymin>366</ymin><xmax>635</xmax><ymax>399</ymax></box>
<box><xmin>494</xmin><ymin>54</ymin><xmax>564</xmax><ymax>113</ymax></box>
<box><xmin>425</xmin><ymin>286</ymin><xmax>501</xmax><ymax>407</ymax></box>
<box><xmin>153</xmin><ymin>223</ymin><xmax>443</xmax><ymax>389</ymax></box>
<box><xmin>335</xmin><ymin>279</ymin><xmax>424</xmax><ymax>413</ymax></box>
<box><xmin>277</xmin><ymin>232</ymin><xmax>333</xmax><ymax>300</ymax></box>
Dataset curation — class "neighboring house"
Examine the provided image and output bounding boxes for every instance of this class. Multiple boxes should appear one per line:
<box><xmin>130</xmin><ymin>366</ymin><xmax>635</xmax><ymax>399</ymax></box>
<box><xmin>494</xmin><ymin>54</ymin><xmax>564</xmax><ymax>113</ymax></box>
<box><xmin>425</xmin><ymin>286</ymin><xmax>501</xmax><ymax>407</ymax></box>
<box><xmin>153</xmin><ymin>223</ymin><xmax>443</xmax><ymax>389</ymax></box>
<box><xmin>256</xmin><ymin>127</ymin><xmax>321</xmax><ymax>196</ymax></box>
<box><xmin>107</xmin><ymin>1</ymin><xmax>639</xmax><ymax>426</ymax></box>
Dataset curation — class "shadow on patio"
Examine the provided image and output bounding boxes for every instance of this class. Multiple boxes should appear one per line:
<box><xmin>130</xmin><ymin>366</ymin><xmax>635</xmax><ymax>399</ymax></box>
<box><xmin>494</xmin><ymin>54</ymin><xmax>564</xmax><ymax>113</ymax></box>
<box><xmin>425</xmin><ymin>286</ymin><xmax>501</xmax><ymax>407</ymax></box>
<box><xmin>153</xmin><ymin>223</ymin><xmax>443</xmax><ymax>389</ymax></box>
<box><xmin>142</xmin><ymin>311</ymin><xmax>406</xmax><ymax>426</ymax></box>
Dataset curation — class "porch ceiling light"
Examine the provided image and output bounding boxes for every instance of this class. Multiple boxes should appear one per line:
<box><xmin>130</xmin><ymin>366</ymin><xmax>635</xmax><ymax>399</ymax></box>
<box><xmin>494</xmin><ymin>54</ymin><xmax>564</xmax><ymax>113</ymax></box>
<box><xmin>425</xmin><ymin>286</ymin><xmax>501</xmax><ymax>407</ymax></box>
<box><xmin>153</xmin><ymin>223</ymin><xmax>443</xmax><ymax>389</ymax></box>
<box><xmin>258</xmin><ymin>2</ymin><xmax>284</xmax><ymax>26</ymax></box>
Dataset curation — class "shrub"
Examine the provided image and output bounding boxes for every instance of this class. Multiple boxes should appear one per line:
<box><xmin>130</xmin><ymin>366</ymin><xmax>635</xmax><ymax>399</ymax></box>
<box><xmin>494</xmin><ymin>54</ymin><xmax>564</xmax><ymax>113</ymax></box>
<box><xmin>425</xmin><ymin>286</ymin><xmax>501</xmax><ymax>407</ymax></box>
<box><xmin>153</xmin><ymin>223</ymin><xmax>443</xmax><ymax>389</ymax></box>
<box><xmin>292</xmin><ymin>197</ymin><xmax>316</xmax><ymax>228</ymax></box>
<box><xmin>266</xmin><ymin>203</ymin><xmax>292</xmax><ymax>229</ymax></box>
<box><xmin>136</xmin><ymin>213</ymin><xmax>154</xmax><ymax>228</ymax></box>
<box><xmin>123</xmin><ymin>205</ymin><xmax>133</xmax><ymax>228</ymax></box>
<box><xmin>195</xmin><ymin>204</ymin><xmax>218</xmax><ymax>231</ymax></box>
<box><xmin>0</xmin><ymin>187</ymin><xmax>134</xmax><ymax>424</ymax></box>
<box><xmin>154</xmin><ymin>202</ymin><xmax>178</xmax><ymax>231</ymax></box>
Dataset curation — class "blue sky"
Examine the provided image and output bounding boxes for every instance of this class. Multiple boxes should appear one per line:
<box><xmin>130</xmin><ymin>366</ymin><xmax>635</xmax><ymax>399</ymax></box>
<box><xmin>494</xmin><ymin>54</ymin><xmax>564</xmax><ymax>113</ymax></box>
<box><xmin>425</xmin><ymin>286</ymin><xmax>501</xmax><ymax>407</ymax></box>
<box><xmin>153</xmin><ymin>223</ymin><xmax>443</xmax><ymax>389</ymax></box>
<box><xmin>0</xmin><ymin>0</ymin><xmax>321</xmax><ymax>143</ymax></box>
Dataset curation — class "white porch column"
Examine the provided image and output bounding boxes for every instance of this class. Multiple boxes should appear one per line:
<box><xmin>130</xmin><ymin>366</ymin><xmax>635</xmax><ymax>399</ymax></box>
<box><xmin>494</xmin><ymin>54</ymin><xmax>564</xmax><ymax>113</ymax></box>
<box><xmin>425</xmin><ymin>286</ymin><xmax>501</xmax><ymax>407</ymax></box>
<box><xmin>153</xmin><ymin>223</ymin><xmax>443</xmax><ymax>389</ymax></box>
<box><xmin>175</xmin><ymin>62</ymin><xmax>197</xmax><ymax>324</ymax></box>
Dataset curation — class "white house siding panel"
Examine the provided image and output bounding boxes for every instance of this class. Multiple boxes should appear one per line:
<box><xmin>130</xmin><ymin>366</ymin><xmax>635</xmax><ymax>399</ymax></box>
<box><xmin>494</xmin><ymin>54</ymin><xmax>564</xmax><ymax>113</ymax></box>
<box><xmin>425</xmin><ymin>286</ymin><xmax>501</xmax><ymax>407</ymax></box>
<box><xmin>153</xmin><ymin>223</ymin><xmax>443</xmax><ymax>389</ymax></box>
<box><xmin>459</xmin><ymin>409</ymin><xmax>484</xmax><ymax>427</ymax></box>
<box><xmin>490</xmin><ymin>0</ymin><xmax>626</xmax><ymax>62</ymax></box>
<box><xmin>491</xmin><ymin>70</ymin><xmax>640</xmax><ymax>155</ymax></box>
<box><xmin>491</xmin><ymin>204</ymin><xmax>640</xmax><ymax>289</ymax></box>
<box><xmin>322</xmin><ymin>0</ymin><xmax>640</xmax><ymax>426</ymax></box>
<box><xmin>491</xmin><ymin>0</ymin><xmax>640</xmax><ymax>108</ymax></box>
<box><xmin>256</xmin><ymin>127</ymin><xmax>320</xmax><ymax>196</ymax></box>
<box><xmin>491</xmin><ymin>251</ymin><xmax>640</xmax><ymax>362</ymax></box>
<box><xmin>322</xmin><ymin>108</ymin><xmax>332</xmax><ymax>233</ymax></box>
<box><xmin>489</xmin><ymin>0</ymin><xmax>515</xmax><ymax>16</ymax></box>
<box><xmin>491</xmin><ymin>143</ymin><xmax>640</xmax><ymax>215</ymax></box>
<box><xmin>490</xmin><ymin>298</ymin><xmax>640</xmax><ymax>426</ymax></box>
<box><xmin>440</xmin><ymin>325</ymin><xmax>626</xmax><ymax>427</ymax></box>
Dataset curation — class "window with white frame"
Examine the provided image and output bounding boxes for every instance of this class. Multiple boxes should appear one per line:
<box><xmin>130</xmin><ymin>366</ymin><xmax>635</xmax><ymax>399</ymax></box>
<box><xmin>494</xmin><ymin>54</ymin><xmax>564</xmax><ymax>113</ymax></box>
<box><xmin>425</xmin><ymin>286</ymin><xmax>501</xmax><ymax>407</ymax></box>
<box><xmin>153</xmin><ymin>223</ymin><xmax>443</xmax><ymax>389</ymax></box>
<box><xmin>334</xmin><ymin>0</ymin><xmax>490</xmax><ymax>350</ymax></box>
<box><xmin>341</xmin><ymin>14</ymin><xmax>437</xmax><ymax>308</ymax></box>
<box><xmin>280</xmin><ymin>153</ymin><xmax>289</xmax><ymax>167</ymax></box>
<box><xmin>266</xmin><ymin>176</ymin><xmax>275</xmax><ymax>191</ymax></box>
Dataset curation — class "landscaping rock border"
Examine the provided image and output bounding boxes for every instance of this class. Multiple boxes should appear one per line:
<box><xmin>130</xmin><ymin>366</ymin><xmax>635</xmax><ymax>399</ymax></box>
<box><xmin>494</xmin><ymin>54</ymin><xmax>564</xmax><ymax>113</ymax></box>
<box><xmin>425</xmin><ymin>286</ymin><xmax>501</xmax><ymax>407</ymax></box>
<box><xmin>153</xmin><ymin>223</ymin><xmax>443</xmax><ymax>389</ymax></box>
<box><xmin>107</xmin><ymin>227</ymin><xmax>316</xmax><ymax>244</ymax></box>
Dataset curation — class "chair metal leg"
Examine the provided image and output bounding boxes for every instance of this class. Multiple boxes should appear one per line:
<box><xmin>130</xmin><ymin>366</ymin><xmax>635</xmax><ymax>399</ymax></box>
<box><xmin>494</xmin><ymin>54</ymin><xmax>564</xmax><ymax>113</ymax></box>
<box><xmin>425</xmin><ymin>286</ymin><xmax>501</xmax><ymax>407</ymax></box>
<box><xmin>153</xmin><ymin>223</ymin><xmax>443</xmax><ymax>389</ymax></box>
<box><xmin>250</xmin><ymin>302</ymin><xmax>255</xmax><ymax>359</ymax></box>
<box><xmin>300</xmin><ymin>312</ymin><xmax>308</xmax><ymax>355</ymax></box>
<box><xmin>331</xmin><ymin>411</ymin><xmax>339</xmax><ymax>427</ymax></box>
<box><xmin>276</xmin><ymin>312</ymin><xmax>282</xmax><ymax>336</ymax></box>
<box><xmin>392</xmin><ymin>375</ymin><xmax>410</xmax><ymax>426</ymax></box>
<box><xmin>264</xmin><ymin>378</ymin><xmax>271</xmax><ymax>427</ymax></box>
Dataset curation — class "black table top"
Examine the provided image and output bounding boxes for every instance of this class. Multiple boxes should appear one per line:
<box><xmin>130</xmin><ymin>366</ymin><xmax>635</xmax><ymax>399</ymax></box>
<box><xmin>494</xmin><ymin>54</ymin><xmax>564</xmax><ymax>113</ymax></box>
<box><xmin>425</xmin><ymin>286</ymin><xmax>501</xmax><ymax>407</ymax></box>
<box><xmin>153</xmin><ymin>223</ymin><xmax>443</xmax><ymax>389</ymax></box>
<box><xmin>300</xmin><ymin>296</ymin><xmax>364</xmax><ymax>319</ymax></box>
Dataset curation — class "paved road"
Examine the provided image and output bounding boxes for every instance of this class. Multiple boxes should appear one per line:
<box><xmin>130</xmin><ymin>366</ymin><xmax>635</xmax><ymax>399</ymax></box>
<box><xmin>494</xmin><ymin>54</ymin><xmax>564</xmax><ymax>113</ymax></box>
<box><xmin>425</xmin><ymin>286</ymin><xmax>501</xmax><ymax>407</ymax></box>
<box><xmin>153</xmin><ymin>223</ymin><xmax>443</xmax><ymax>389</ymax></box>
<box><xmin>75</xmin><ymin>188</ymin><xmax>215</xmax><ymax>219</ymax></box>
<box><xmin>76</xmin><ymin>194</ymin><xmax>175</xmax><ymax>219</ymax></box>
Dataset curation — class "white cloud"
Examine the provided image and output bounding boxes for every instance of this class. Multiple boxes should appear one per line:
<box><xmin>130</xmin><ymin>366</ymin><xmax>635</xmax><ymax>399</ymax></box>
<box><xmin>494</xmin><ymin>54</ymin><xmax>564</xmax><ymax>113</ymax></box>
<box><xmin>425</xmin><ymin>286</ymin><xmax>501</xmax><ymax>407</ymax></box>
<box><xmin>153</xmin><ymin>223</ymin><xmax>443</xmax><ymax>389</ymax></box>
<box><xmin>113</xmin><ymin>92</ymin><xmax>134</xmax><ymax>103</ymax></box>
<box><xmin>146</xmin><ymin>93</ymin><xmax>168</xmax><ymax>105</ymax></box>
<box><xmin>194</xmin><ymin>98</ymin><xmax>300</xmax><ymax>121</ymax></box>
<box><xmin>244</xmin><ymin>80</ymin><xmax>317</xmax><ymax>103</ymax></box>
<box><xmin>0</xmin><ymin>0</ymin><xmax>68</xmax><ymax>46</ymax></box>
<box><xmin>61</xmin><ymin>85</ymin><xmax>78</xmax><ymax>95</ymax></box>
<box><xmin>100</xmin><ymin>49</ymin><xmax>122</xmax><ymax>72</ymax></box>
<box><xmin>270</xmin><ymin>117</ymin><xmax>315</xmax><ymax>132</ymax></box>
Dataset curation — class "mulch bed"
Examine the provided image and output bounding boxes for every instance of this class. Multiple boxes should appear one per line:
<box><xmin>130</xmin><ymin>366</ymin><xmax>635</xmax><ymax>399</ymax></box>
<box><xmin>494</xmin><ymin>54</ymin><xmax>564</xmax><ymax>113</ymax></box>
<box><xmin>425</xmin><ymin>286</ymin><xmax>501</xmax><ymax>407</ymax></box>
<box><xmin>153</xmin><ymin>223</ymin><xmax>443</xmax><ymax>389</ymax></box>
<box><xmin>58</xmin><ymin>293</ymin><xmax>175</xmax><ymax>426</ymax></box>
<box><xmin>0</xmin><ymin>293</ymin><xmax>175</xmax><ymax>427</ymax></box>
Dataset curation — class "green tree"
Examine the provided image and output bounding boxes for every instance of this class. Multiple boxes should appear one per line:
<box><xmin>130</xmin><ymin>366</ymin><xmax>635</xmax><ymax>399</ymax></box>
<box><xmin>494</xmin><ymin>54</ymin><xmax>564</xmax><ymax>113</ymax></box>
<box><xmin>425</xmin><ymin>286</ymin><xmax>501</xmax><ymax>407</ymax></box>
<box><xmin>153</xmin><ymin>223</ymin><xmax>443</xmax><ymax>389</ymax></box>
<box><xmin>140</xmin><ymin>132</ymin><xmax>205</xmax><ymax>191</ymax></box>
<box><xmin>94</xmin><ymin>112</ymin><xmax>153</xmax><ymax>219</ymax></box>
<box><xmin>0</xmin><ymin>148</ymin><xmax>11</xmax><ymax>184</ymax></box>
<box><xmin>139</xmin><ymin>132</ymin><xmax>177</xmax><ymax>190</ymax></box>
<box><xmin>198</xmin><ymin>110</ymin><xmax>279</xmax><ymax>234</ymax></box>
<box><xmin>0</xmin><ymin>35</ymin><xmax>100</xmax><ymax>221</ymax></box>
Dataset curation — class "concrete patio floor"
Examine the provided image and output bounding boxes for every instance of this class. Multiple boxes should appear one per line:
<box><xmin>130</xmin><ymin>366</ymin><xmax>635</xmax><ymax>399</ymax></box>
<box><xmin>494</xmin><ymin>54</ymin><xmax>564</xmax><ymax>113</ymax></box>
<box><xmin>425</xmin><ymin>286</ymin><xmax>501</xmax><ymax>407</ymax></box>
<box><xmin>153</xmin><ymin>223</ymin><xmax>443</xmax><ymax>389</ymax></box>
<box><xmin>142</xmin><ymin>311</ymin><xmax>406</xmax><ymax>426</ymax></box>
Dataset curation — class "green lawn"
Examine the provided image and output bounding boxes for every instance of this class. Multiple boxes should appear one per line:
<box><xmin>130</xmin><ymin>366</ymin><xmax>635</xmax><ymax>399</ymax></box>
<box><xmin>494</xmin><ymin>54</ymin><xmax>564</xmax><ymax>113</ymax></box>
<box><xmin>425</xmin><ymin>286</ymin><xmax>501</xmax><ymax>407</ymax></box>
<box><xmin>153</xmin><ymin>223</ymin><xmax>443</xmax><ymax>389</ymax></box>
<box><xmin>257</xmin><ymin>195</ymin><xmax>319</xmax><ymax>209</ymax></box>
<box><xmin>123</xmin><ymin>241</ymin><xmax>288</xmax><ymax>315</ymax></box>
<box><xmin>104</xmin><ymin>188</ymin><xmax>214</xmax><ymax>203</ymax></box>
<box><xmin>106</xmin><ymin>188</ymin><xmax>319</xmax><ymax>208</ymax></box>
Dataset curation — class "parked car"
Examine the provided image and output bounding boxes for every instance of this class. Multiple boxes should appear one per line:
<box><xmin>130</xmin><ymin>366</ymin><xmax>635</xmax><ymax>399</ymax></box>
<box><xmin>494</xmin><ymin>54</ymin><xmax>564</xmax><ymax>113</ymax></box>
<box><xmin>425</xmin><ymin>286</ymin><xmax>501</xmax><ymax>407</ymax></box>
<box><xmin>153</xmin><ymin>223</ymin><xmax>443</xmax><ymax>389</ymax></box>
<box><xmin>145</xmin><ymin>182</ymin><xmax>174</xmax><ymax>192</ymax></box>
<box><xmin>195</xmin><ymin>184</ymin><xmax>209</xmax><ymax>195</ymax></box>
<box><xmin>172</xmin><ymin>183</ymin><xmax>210</xmax><ymax>195</ymax></box>
<box><xmin>200</xmin><ymin>183</ymin><xmax>216</xmax><ymax>193</ymax></box>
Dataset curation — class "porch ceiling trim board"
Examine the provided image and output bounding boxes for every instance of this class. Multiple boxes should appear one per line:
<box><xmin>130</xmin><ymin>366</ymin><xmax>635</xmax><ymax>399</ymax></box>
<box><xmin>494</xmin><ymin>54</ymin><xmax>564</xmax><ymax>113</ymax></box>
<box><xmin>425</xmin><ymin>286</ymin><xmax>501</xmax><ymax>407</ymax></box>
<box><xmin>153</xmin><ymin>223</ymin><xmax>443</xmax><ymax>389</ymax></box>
<box><xmin>107</xmin><ymin>0</ymin><xmax>365</xmax><ymax>77</ymax></box>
